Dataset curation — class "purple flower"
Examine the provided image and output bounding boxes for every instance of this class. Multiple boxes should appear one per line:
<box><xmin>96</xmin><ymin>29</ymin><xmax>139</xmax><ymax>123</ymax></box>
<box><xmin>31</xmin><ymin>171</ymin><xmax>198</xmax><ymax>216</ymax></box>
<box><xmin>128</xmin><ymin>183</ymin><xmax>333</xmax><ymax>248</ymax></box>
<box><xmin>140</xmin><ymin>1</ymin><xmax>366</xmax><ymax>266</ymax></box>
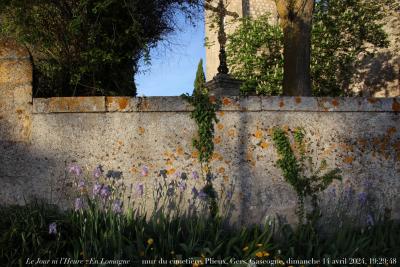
<box><xmin>192</xmin><ymin>171</ymin><xmax>199</xmax><ymax>180</ymax></box>
<box><xmin>226</xmin><ymin>190</ymin><xmax>233</xmax><ymax>200</ymax></box>
<box><xmin>198</xmin><ymin>190</ymin><xmax>208</xmax><ymax>200</ymax></box>
<box><xmin>100</xmin><ymin>185</ymin><xmax>111</xmax><ymax>199</ymax></box>
<box><xmin>68</xmin><ymin>164</ymin><xmax>82</xmax><ymax>176</ymax></box>
<box><xmin>48</xmin><ymin>222</ymin><xmax>57</xmax><ymax>235</ymax></box>
<box><xmin>93</xmin><ymin>165</ymin><xmax>103</xmax><ymax>178</ymax></box>
<box><xmin>74</xmin><ymin>197</ymin><xmax>84</xmax><ymax>211</ymax></box>
<box><xmin>358</xmin><ymin>192</ymin><xmax>368</xmax><ymax>205</ymax></box>
<box><xmin>136</xmin><ymin>183</ymin><xmax>144</xmax><ymax>197</ymax></box>
<box><xmin>92</xmin><ymin>182</ymin><xmax>102</xmax><ymax>196</ymax></box>
<box><xmin>141</xmin><ymin>166</ymin><xmax>149</xmax><ymax>176</ymax></box>
<box><xmin>178</xmin><ymin>181</ymin><xmax>187</xmax><ymax>192</ymax></box>
<box><xmin>78</xmin><ymin>179</ymin><xmax>85</xmax><ymax>190</ymax></box>
<box><xmin>366</xmin><ymin>214</ymin><xmax>374</xmax><ymax>226</ymax></box>
<box><xmin>112</xmin><ymin>199</ymin><xmax>123</xmax><ymax>214</ymax></box>
<box><xmin>191</xmin><ymin>187</ymin><xmax>199</xmax><ymax>197</ymax></box>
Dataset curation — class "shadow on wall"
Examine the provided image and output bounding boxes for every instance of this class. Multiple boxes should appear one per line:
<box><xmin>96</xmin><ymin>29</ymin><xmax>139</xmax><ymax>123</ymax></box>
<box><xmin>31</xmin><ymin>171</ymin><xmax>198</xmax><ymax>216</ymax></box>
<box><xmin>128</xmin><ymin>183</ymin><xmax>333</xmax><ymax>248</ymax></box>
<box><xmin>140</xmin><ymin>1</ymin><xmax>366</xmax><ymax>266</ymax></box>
<box><xmin>354</xmin><ymin>51</ymin><xmax>400</xmax><ymax>97</ymax></box>
<box><xmin>0</xmin><ymin>119</ymin><xmax>60</xmax><ymax>206</ymax></box>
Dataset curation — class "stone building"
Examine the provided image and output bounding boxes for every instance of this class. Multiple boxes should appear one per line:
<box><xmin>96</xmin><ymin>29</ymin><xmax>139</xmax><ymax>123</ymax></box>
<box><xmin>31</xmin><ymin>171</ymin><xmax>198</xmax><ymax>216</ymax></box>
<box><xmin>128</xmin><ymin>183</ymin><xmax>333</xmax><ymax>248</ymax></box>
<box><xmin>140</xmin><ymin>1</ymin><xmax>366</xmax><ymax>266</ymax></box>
<box><xmin>205</xmin><ymin>0</ymin><xmax>400</xmax><ymax>97</ymax></box>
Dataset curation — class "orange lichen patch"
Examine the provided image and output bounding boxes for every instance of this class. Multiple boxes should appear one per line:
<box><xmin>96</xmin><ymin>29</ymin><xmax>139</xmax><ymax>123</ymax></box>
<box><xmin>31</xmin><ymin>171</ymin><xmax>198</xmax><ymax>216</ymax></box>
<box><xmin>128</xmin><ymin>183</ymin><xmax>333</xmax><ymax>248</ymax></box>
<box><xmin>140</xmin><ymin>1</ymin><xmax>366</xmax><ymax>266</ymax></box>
<box><xmin>331</xmin><ymin>99</ymin><xmax>339</xmax><ymax>107</ymax></box>
<box><xmin>282</xmin><ymin>125</ymin><xmax>289</xmax><ymax>133</ymax></box>
<box><xmin>48</xmin><ymin>97</ymin><xmax>104</xmax><ymax>112</ymax></box>
<box><xmin>295</xmin><ymin>97</ymin><xmax>302</xmax><ymax>104</ymax></box>
<box><xmin>217</xmin><ymin>111</ymin><xmax>225</xmax><ymax>117</ymax></box>
<box><xmin>279</xmin><ymin>100</ymin><xmax>285</xmax><ymax>107</ymax></box>
<box><xmin>343</xmin><ymin>156</ymin><xmax>354</xmax><ymax>164</ymax></box>
<box><xmin>260</xmin><ymin>141</ymin><xmax>269</xmax><ymax>149</ymax></box>
<box><xmin>212</xmin><ymin>152</ymin><xmax>223</xmax><ymax>161</ymax></box>
<box><xmin>118</xmin><ymin>98</ymin><xmax>129</xmax><ymax>109</ymax></box>
<box><xmin>246</xmin><ymin>151</ymin><xmax>255</xmax><ymax>163</ymax></box>
<box><xmin>106</xmin><ymin>97</ymin><xmax>130</xmax><ymax>110</ymax></box>
<box><xmin>218</xmin><ymin>167</ymin><xmax>225</xmax><ymax>174</ymax></box>
<box><xmin>321</xmin><ymin>144</ymin><xmax>336</xmax><ymax>156</ymax></box>
<box><xmin>16</xmin><ymin>109</ymin><xmax>24</xmax><ymax>114</ymax></box>
<box><xmin>387</xmin><ymin>127</ymin><xmax>397</xmax><ymax>136</ymax></box>
<box><xmin>217</xmin><ymin>123</ymin><xmax>224</xmax><ymax>130</ymax></box>
<box><xmin>254</xmin><ymin>129</ymin><xmax>263</xmax><ymax>139</ymax></box>
<box><xmin>191</xmin><ymin>150</ymin><xmax>199</xmax><ymax>159</ymax></box>
<box><xmin>214</xmin><ymin>136</ymin><xmax>222</xmax><ymax>144</ymax></box>
<box><xmin>393</xmin><ymin>98</ymin><xmax>400</xmax><ymax>112</ymax></box>
<box><xmin>167</xmin><ymin>168</ymin><xmax>176</xmax><ymax>175</ymax></box>
<box><xmin>130</xmin><ymin>167</ymin><xmax>138</xmax><ymax>174</ymax></box>
<box><xmin>209</xmin><ymin>95</ymin><xmax>217</xmax><ymax>103</ymax></box>
<box><xmin>228</xmin><ymin>129</ymin><xmax>236</xmax><ymax>137</ymax></box>
<box><xmin>176</xmin><ymin>146</ymin><xmax>184</xmax><ymax>156</ymax></box>
<box><xmin>367</xmin><ymin>97</ymin><xmax>378</xmax><ymax>104</ymax></box>
<box><xmin>138</xmin><ymin>127</ymin><xmax>145</xmax><ymax>135</ymax></box>
<box><xmin>339</xmin><ymin>143</ymin><xmax>353</xmax><ymax>152</ymax></box>
<box><xmin>117</xmin><ymin>140</ymin><xmax>123</xmax><ymax>146</ymax></box>
<box><xmin>224</xmin><ymin>160</ymin><xmax>231</xmax><ymax>164</ymax></box>
<box><xmin>222</xmin><ymin>97</ymin><xmax>232</xmax><ymax>106</ymax></box>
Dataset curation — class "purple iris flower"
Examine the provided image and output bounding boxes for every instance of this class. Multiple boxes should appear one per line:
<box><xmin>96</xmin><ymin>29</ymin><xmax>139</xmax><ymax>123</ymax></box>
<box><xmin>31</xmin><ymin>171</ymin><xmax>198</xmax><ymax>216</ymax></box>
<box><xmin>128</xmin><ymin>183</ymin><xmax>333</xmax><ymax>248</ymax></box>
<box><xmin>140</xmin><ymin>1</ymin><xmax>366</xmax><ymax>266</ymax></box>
<box><xmin>100</xmin><ymin>185</ymin><xmax>111</xmax><ymax>199</ymax></box>
<box><xmin>178</xmin><ymin>181</ymin><xmax>187</xmax><ymax>192</ymax></box>
<box><xmin>112</xmin><ymin>199</ymin><xmax>123</xmax><ymax>214</ymax></box>
<box><xmin>68</xmin><ymin>164</ymin><xmax>82</xmax><ymax>176</ymax></box>
<box><xmin>191</xmin><ymin>187</ymin><xmax>199</xmax><ymax>197</ymax></box>
<box><xmin>136</xmin><ymin>183</ymin><xmax>144</xmax><ymax>197</ymax></box>
<box><xmin>198</xmin><ymin>190</ymin><xmax>208</xmax><ymax>200</ymax></box>
<box><xmin>48</xmin><ymin>222</ymin><xmax>57</xmax><ymax>235</ymax></box>
<box><xmin>78</xmin><ymin>180</ymin><xmax>85</xmax><ymax>190</ymax></box>
<box><xmin>358</xmin><ymin>192</ymin><xmax>368</xmax><ymax>205</ymax></box>
<box><xmin>75</xmin><ymin>197</ymin><xmax>84</xmax><ymax>211</ymax></box>
<box><xmin>93</xmin><ymin>182</ymin><xmax>102</xmax><ymax>196</ymax></box>
<box><xmin>226</xmin><ymin>190</ymin><xmax>233</xmax><ymax>200</ymax></box>
<box><xmin>366</xmin><ymin>214</ymin><xmax>374</xmax><ymax>226</ymax></box>
<box><xmin>192</xmin><ymin>171</ymin><xmax>199</xmax><ymax>180</ymax></box>
<box><xmin>93</xmin><ymin>165</ymin><xmax>103</xmax><ymax>178</ymax></box>
<box><xmin>141</xmin><ymin>166</ymin><xmax>149</xmax><ymax>176</ymax></box>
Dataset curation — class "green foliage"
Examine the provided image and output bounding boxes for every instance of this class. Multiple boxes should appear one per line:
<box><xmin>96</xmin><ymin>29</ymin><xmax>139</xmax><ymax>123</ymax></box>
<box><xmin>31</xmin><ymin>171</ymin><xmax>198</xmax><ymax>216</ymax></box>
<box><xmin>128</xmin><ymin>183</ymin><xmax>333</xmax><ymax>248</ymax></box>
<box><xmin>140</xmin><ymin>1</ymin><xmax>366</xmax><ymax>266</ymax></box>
<box><xmin>182</xmin><ymin>93</ymin><xmax>219</xmax><ymax>165</ymax></box>
<box><xmin>311</xmin><ymin>0</ymin><xmax>389</xmax><ymax>96</ymax></box>
<box><xmin>193</xmin><ymin>59</ymin><xmax>206</xmax><ymax>95</ymax></box>
<box><xmin>226</xmin><ymin>0</ymin><xmax>390</xmax><ymax>96</ymax></box>
<box><xmin>271</xmin><ymin>127</ymin><xmax>342</xmax><ymax>224</ymax></box>
<box><xmin>0</xmin><ymin>0</ymin><xmax>200</xmax><ymax>97</ymax></box>
<box><xmin>226</xmin><ymin>14</ymin><xmax>284</xmax><ymax>95</ymax></box>
<box><xmin>183</xmin><ymin>62</ymin><xmax>220</xmax><ymax>217</ymax></box>
<box><xmin>1</xmin><ymin>201</ymin><xmax>399</xmax><ymax>265</ymax></box>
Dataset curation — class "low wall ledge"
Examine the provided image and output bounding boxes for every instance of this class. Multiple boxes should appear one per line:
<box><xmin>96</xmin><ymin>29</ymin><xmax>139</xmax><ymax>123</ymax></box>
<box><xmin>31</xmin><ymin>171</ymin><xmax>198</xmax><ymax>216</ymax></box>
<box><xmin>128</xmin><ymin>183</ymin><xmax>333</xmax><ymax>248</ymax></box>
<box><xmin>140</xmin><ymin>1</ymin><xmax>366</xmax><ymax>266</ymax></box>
<box><xmin>31</xmin><ymin>96</ymin><xmax>400</xmax><ymax>113</ymax></box>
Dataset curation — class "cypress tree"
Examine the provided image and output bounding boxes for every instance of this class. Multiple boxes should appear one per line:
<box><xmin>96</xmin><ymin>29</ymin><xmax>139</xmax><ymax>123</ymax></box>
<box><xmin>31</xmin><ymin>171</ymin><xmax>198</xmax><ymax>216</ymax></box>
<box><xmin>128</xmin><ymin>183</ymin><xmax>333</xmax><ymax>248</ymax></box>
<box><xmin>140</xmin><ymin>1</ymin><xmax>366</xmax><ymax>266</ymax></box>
<box><xmin>193</xmin><ymin>59</ymin><xmax>206</xmax><ymax>95</ymax></box>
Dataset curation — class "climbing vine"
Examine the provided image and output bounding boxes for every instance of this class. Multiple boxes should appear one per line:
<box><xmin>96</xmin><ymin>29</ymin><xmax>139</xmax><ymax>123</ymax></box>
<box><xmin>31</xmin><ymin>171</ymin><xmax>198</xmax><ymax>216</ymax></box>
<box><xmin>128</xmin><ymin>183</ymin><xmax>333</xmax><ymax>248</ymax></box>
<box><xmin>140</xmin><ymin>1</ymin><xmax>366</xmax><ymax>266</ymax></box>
<box><xmin>272</xmin><ymin>127</ymin><xmax>342</xmax><ymax>225</ymax></box>
<box><xmin>182</xmin><ymin>60</ymin><xmax>220</xmax><ymax>217</ymax></box>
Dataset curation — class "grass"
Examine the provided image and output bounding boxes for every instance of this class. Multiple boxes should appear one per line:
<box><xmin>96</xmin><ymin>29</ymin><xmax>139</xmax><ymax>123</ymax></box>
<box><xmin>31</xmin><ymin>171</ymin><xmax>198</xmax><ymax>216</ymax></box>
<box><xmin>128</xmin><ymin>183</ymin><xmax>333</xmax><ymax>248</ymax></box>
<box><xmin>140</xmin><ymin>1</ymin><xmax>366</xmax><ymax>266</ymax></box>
<box><xmin>0</xmin><ymin>200</ymin><xmax>399</xmax><ymax>267</ymax></box>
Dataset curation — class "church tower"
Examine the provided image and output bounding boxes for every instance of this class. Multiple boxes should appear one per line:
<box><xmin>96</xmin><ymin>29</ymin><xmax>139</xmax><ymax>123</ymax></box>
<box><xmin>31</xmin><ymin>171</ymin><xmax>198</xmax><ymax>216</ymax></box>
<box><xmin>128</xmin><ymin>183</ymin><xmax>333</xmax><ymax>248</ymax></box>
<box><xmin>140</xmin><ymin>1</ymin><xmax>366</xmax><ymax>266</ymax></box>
<box><xmin>205</xmin><ymin>0</ymin><xmax>278</xmax><ymax>80</ymax></box>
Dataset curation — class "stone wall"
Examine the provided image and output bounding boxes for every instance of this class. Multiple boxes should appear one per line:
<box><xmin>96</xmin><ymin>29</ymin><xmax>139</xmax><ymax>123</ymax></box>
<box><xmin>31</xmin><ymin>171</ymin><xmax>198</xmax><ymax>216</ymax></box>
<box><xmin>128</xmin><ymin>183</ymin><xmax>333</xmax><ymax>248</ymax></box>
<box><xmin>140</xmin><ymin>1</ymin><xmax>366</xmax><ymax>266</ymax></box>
<box><xmin>1</xmin><ymin>43</ymin><xmax>400</xmax><ymax>226</ymax></box>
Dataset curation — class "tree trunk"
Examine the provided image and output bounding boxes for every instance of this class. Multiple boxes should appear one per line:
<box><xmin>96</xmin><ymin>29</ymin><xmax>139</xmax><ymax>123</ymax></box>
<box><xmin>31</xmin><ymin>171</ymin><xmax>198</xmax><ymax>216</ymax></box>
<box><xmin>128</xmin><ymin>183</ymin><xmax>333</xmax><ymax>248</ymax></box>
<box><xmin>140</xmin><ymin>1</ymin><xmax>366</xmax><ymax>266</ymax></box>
<box><xmin>276</xmin><ymin>0</ymin><xmax>314</xmax><ymax>96</ymax></box>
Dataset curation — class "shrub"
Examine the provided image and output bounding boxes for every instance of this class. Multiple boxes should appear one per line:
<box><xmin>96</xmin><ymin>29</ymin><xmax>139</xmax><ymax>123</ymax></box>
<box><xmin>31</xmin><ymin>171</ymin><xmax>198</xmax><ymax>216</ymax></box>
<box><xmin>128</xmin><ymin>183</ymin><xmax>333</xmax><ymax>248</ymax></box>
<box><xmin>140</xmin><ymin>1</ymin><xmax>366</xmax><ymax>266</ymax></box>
<box><xmin>0</xmin><ymin>0</ymin><xmax>201</xmax><ymax>97</ymax></box>
<box><xmin>226</xmin><ymin>0</ymin><xmax>390</xmax><ymax>96</ymax></box>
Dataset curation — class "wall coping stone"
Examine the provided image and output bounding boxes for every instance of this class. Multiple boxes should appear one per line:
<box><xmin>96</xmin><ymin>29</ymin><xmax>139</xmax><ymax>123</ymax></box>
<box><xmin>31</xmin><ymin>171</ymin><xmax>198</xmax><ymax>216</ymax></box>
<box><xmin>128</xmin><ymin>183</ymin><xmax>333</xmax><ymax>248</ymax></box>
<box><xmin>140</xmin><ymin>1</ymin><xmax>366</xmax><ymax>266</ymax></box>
<box><xmin>32</xmin><ymin>96</ymin><xmax>400</xmax><ymax>113</ymax></box>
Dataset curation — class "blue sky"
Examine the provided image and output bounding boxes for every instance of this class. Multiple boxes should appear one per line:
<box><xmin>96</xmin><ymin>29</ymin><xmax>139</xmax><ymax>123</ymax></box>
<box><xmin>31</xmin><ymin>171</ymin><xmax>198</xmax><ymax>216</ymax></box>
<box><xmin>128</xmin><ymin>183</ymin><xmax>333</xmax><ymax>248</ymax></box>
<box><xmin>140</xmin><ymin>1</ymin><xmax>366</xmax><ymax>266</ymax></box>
<box><xmin>135</xmin><ymin>14</ymin><xmax>205</xmax><ymax>96</ymax></box>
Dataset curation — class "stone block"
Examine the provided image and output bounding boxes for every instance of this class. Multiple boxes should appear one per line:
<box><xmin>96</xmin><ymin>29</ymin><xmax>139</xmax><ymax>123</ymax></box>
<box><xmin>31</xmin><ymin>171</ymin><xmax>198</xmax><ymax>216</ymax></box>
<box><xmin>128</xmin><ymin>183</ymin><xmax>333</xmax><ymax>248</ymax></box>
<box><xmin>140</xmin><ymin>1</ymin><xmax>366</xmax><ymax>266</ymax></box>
<box><xmin>133</xmin><ymin>96</ymin><xmax>194</xmax><ymax>112</ymax></box>
<box><xmin>0</xmin><ymin>59</ymin><xmax>32</xmax><ymax>85</ymax></box>
<box><xmin>0</xmin><ymin>39</ymin><xmax>30</xmax><ymax>60</ymax></box>
<box><xmin>33</xmin><ymin>97</ymin><xmax>106</xmax><ymax>113</ymax></box>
